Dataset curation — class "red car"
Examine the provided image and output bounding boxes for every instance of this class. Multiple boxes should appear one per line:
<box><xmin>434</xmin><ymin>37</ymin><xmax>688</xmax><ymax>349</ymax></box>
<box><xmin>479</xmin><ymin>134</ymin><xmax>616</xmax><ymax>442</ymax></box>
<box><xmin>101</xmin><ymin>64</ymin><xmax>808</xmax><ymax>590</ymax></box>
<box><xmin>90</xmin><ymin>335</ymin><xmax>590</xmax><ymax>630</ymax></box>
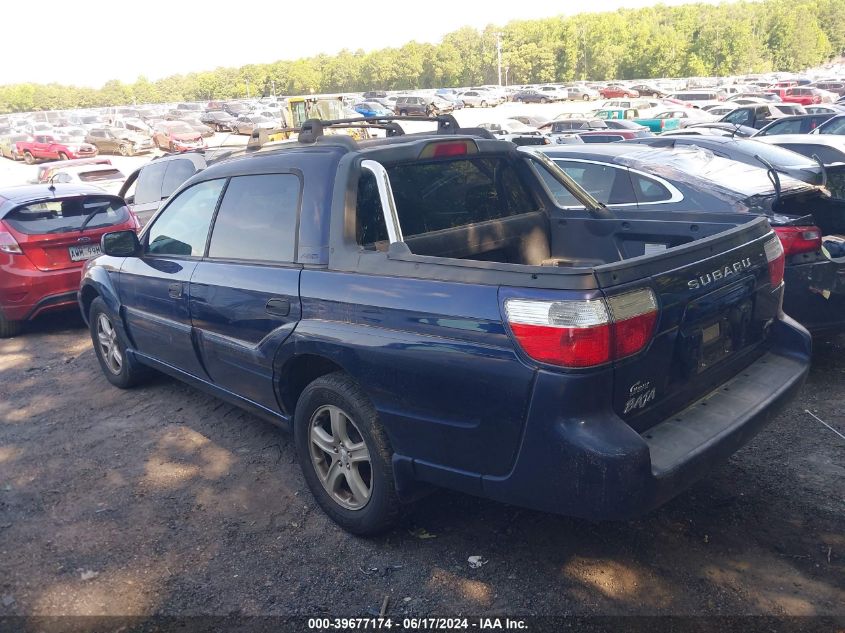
<box><xmin>599</xmin><ymin>84</ymin><xmax>639</xmax><ymax>98</ymax></box>
<box><xmin>782</xmin><ymin>87</ymin><xmax>824</xmax><ymax>106</ymax></box>
<box><xmin>16</xmin><ymin>134</ymin><xmax>98</xmax><ymax>164</ymax></box>
<box><xmin>0</xmin><ymin>184</ymin><xmax>139</xmax><ymax>337</ymax></box>
<box><xmin>152</xmin><ymin>121</ymin><xmax>205</xmax><ymax>152</ymax></box>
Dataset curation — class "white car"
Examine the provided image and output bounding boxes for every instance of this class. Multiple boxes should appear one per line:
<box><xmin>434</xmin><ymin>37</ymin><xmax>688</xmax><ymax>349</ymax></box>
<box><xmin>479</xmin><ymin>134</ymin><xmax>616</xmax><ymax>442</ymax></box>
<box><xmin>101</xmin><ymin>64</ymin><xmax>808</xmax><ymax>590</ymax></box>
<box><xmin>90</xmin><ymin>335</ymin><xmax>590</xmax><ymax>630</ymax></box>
<box><xmin>537</xmin><ymin>85</ymin><xmax>569</xmax><ymax>101</ymax></box>
<box><xmin>459</xmin><ymin>90</ymin><xmax>496</xmax><ymax>108</ymax></box>
<box><xmin>564</xmin><ymin>85</ymin><xmax>599</xmax><ymax>101</ymax></box>
<box><xmin>48</xmin><ymin>165</ymin><xmax>127</xmax><ymax>195</ymax></box>
<box><xmin>477</xmin><ymin>119</ymin><xmax>550</xmax><ymax>145</ymax></box>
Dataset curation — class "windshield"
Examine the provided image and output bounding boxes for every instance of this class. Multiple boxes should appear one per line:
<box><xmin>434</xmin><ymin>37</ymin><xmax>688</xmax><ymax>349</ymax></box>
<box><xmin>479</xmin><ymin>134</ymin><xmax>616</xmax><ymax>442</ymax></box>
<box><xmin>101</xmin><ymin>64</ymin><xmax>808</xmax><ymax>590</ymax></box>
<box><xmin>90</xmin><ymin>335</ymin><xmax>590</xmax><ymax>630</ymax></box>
<box><xmin>3</xmin><ymin>195</ymin><xmax>129</xmax><ymax>234</ymax></box>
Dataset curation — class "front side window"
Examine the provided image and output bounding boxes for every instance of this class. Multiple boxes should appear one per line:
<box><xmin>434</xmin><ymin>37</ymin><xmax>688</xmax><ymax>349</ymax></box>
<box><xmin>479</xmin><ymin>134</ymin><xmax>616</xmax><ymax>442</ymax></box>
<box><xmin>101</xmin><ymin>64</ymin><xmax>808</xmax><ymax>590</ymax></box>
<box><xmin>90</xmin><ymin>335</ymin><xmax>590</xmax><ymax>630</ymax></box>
<box><xmin>207</xmin><ymin>174</ymin><xmax>300</xmax><ymax>262</ymax></box>
<box><xmin>146</xmin><ymin>179</ymin><xmax>225</xmax><ymax>257</ymax></box>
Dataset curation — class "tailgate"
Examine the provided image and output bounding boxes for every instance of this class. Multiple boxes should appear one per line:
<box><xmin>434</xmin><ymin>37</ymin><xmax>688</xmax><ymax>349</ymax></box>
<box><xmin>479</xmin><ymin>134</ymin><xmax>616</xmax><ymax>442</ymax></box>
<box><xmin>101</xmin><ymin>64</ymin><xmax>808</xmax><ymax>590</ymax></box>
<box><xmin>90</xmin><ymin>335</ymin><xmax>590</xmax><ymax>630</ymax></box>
<box><xmin>594</xmin><ymin>217</ymin><xmax>782</xmax><ymax>432</ymax></box>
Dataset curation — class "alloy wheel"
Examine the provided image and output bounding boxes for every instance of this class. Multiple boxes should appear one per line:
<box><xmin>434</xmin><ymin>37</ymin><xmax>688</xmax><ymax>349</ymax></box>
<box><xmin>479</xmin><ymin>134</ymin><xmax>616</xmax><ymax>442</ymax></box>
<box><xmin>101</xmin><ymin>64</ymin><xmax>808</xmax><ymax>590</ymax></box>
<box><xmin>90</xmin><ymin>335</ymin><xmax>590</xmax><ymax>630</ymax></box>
<box><xmin>308</xmin><ymin>405</ymin><xmax>372</xmax><ymax>510</ymax></box>
<box><xmin>96</xmin><ymin>313</ymin><xmax>123</xmax><ymax>375</ymax></box>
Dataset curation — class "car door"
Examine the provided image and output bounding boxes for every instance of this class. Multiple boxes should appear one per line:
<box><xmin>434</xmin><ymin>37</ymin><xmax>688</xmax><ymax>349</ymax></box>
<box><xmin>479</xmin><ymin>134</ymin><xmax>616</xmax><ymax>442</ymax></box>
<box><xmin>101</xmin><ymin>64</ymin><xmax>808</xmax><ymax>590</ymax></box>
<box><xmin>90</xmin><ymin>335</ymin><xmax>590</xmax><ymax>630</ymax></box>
<box><xmin>119</xmin><ymin>178</ymin><xmax>226</xmax><ymax>378</ymax></box>
<box><xmin>189</xmin><ymin>173</ymin><xmax>302</xmax><ymax>410</ymax></box>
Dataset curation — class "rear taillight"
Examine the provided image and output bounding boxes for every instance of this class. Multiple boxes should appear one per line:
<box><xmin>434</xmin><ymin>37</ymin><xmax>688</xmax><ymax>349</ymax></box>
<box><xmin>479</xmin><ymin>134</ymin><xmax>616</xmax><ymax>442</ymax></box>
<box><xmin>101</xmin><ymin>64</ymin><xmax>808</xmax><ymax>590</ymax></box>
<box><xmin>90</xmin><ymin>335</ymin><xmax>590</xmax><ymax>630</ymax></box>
<box><xmin>504</xmin><ymin>288</ymin><xmax>658</xmax><ymax>368</ymax></box>
<box><xmin>764</xmin><ymin>235</ymin><xmax>785</xmax><ymax>287</ymax></box>
<box><xmin>773</xmin><ymin>225</ymin><xmax>821</xmax><ymax>256</ymax></box>
<box><xmin>0</xmin><ymin>221</ymin><xmax>22</xmax><ymax>254</ymax></box>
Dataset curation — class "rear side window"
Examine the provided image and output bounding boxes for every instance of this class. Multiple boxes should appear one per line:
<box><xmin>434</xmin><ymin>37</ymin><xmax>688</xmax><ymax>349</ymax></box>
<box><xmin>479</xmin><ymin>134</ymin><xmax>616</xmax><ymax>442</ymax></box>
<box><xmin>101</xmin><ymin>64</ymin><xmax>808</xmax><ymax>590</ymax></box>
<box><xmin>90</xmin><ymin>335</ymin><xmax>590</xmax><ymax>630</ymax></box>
<box><xmin>207</xmin><ymin>174</ymin><xmax>301</xmax><ymax>262</ymax></box>
<box><xmin>134</xmin><ymin>161</ymin><xmax>168</xmax><ymax>205</ymax></box>
<box><xmin>385</xmin><ymin>157</ymin><xmax>538</xmax><ymax>236</ymax></box>
<box><xmin>146</xmin><ymin>179</ymin><xmax>225</xmax><ymax>257</ymax></box>
<box><xmin>4</xmin><ymin>196</ymin><xmax>129</xmax><ymax>235</ymax></box>
<box><xmin>580</xmin><ymin>134</ymin><xmax>624</xmax><ymax>143</ymax></box>
<box><xmin>161</xmin><ymin>159</ymin><xmax>198</xmax><ymax>198</ymax></box>
<box><xmin>630</xmin><ymin>173</ymin><xmax>673</xmax><ymax>203</ymax></box>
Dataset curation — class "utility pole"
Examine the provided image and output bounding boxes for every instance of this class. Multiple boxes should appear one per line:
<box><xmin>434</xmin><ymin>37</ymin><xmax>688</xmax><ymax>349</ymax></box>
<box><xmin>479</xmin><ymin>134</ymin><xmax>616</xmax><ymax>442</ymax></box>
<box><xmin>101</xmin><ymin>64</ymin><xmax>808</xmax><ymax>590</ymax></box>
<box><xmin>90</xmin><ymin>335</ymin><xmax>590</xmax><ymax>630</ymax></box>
<box><xmin>496</xmin><ymin>32</ymin><xmax>503</xmax><ymax>86</ymax></box>
<box><xmin>246</xmin><ymin>79</ymin><xmax>251</xmax><ymax>99</ymax></box>
<box><xmin>272</xmin><ymin>80</ymin><xmax>276</xmax><ymax>98</ymax></box>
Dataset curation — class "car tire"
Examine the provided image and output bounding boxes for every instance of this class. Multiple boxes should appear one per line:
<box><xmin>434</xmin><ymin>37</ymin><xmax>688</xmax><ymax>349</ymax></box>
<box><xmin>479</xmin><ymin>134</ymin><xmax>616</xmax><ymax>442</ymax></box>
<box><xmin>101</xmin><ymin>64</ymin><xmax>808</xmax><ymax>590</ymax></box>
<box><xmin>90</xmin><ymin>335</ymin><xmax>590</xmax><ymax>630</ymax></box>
<box><xmin>540</xmin><ymin>97</ymin><xmax>548</xmax><ymax>104</ymax></box>
<box><xmin>481</xmin><ymin>100</ymin><xmax>488</xmax><ymax>107</ymax></box>
<box><xmin>58</xmin><ymin>152</ymin><xmax>69</xmax><ymax>161</ymax></box>
<box><xmin>89</xmin><ymin>296</ymin><xmax>151</xmax><ymax>389</ymax></box>
<box><xmin>0</xmin><ymin>314</ymin><xmax>23</xmax><ymax>338</ymax></box>
<box><xmin>399</xmin><ymin>110</ymin><xmax>408</xmax><ymax>116</ymax></box>
<box><xmin>23</xmin><ymin>151</ymin><xmax>34</xmax><ymax>165</ymax></box>
<box><xmin>294</xmin><ymin>372</ymin><xmax>400</xmax><ymax>535</ymax></box>
<box><xmin>583</xmin><ymin>94</ymin><xmax>590</xmax><ymax>101</ymax></box>
<box><xmin>118</xmin><ymin>144</ymin><xmax>132</xmax><ymax>157</ymax></box>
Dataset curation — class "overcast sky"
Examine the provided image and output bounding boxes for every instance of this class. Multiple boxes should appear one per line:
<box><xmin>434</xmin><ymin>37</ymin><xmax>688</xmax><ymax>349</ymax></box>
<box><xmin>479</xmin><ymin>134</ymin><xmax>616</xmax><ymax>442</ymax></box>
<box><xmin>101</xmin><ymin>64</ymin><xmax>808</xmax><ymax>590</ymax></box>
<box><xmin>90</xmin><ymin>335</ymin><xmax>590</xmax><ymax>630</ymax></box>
<box><xmin>2</xmin><ymin>0</ymin><xmax>727</xmax><ymax>87</ymax></box>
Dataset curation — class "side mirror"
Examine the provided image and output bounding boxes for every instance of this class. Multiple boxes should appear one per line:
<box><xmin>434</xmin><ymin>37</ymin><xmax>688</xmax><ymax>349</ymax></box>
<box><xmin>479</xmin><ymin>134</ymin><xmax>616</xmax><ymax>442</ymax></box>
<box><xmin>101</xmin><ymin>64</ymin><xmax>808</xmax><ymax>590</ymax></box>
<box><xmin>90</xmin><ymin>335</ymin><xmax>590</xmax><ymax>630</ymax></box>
<box><xmin>101</xmin><ymin>230</ymin><xmax>141</xmax><ymax>257</ymax></box>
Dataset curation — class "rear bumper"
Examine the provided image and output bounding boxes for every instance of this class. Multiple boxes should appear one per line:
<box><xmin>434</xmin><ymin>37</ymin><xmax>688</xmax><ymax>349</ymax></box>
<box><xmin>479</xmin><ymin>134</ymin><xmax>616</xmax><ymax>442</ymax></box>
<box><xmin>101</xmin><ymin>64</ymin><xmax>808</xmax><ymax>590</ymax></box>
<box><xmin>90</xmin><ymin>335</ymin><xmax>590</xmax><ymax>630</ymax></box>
<box><xmin>783</xmin><ymin>259</ymin><xmax>845</xmax><ymax>332</ymax></box>
<box><xmin>0</xmin><ymin>261</ymin><xmax>83</xmax><ymax>321</ymax></box>
<box><xmin>474</xmin><ymin>317</ymin><xmax>811</xmax><ymax>519</ymax></box>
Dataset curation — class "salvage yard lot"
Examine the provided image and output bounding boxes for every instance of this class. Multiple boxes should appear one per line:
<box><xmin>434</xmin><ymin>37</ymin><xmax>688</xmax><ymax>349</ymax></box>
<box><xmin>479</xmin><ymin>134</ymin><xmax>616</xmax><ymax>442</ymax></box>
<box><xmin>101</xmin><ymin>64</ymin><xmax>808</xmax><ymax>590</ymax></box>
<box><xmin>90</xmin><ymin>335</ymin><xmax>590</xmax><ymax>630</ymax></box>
<box><xmin>0</xmin><ymin>313</ymin><xmax>843</xmax><ymax>618</ymax></box>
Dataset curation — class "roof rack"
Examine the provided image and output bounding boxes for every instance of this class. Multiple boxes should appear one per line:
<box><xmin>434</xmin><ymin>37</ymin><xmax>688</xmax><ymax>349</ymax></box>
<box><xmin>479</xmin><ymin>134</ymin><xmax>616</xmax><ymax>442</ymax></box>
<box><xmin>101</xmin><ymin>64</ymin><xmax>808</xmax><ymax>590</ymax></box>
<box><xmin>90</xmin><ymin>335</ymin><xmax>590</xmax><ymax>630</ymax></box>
<box><xmin>246</xmin><ymin>114</ymin><xmax>496</xmax><ymax>150</ymax></box>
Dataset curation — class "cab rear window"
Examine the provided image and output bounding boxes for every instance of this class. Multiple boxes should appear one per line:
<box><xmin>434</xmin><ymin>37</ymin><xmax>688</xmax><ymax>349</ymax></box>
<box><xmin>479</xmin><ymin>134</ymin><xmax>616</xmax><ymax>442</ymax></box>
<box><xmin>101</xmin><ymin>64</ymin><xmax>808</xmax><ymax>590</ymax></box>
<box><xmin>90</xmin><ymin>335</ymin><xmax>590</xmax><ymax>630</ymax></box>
<box><xmin>357</xmin><ymin>157</ymin><xmax>539</xmax><ymax>244</ymax></box>
<box><xmin>3</xmin><ymin>196</ymin><xmax>129</xmax><ymax>235</ymax></box>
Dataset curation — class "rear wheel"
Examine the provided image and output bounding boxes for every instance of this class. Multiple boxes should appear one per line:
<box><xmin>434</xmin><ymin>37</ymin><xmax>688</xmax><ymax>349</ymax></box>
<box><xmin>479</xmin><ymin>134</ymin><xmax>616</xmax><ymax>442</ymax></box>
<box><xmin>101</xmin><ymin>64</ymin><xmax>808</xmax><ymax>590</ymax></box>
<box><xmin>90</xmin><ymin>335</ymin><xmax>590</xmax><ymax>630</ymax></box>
<box><xmin>23</xmin><ymin>151</ymin><xmax>34</xmax><ymax>164</ymax></box>
<box><xmin>0</xmin><ymin>314</ymin><xmax>22</xmax><ymax>338</ymax></box>
<box><xmin>294</xmin><ymin>372</ymin><xmax>400</xmax><ymax>535</ymax></box>
<box><xmin>89</xmin><ymin>297</ymin><xmax>151</xmax><ymax>389</ymax></box>
<box><xmin>118</xmin><ymin>144</ymin><xmax>133</xmax><ymax>157</ymax></box>
<box><xmin>481</xmin><ymin>100</ymin><xmax>488</xmax><ymax>107</ymax></box>
<box><xmin>540</xmin><ymin>97</ymin><xmax>548</xmax><ymax>104</ymax></box>
<box><xmin>583</xmin><ymin>94</ymin><xmax>590</xmax><ymax>101</ymax></box>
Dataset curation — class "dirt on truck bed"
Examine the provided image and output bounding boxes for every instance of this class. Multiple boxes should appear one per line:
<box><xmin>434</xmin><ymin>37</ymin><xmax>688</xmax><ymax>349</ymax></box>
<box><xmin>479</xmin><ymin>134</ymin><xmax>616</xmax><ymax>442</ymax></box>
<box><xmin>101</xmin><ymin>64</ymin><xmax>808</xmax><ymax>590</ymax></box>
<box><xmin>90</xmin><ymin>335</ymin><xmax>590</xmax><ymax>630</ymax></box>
<box><xmin>0</xmin><ymin>313</ymin><xmax>843</xmax><ymax>627</ymax></box>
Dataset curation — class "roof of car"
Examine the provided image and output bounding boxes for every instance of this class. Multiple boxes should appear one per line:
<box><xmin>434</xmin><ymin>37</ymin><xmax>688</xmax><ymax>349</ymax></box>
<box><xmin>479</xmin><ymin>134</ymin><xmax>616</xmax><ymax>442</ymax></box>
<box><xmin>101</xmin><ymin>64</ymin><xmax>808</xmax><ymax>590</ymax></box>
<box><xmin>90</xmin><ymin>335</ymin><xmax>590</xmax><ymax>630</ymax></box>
<box><xmin>0</xmin><ymin>183</ymin><xmax>107</xmax><ymax>200</ymax></box>
<box><xmin>541</xmin><ymin>144</ymin><xmax>648</xmax><ymax>160</ymax></box>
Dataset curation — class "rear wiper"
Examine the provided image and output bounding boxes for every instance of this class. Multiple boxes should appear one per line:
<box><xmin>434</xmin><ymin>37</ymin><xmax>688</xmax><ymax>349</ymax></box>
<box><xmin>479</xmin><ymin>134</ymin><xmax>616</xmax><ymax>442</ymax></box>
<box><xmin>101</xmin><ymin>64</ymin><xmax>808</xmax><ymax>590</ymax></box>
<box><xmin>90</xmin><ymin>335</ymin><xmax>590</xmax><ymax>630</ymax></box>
<box><xmin>754</xmin><ymin>154</ymin><xmax>781</xmax><ymax>208</ymax></box>
<box><xmin>79</xmin><ymin>206</ymin><xmax>107</xmax><ymax>232</ymax></box>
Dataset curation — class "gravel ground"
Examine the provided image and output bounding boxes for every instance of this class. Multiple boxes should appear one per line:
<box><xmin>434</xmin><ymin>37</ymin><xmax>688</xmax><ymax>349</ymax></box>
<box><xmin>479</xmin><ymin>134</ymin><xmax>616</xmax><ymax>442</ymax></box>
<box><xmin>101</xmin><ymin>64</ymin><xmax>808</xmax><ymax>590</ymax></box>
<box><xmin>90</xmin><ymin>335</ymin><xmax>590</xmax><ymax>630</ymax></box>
<box><xmin>0</xmin><ymin>312</ymin><xmax>843</xmax><ymax>621</ymax></box>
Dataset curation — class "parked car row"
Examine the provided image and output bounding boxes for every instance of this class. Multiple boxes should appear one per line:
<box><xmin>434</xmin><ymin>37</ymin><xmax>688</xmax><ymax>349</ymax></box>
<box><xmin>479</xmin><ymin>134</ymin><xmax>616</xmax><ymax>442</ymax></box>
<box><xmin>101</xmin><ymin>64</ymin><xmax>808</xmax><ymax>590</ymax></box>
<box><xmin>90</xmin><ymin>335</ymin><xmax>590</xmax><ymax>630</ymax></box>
<box><xmin>2</xmin><ymin>106</ymin><xmax>844</xmax><ymax>537</ymax></box>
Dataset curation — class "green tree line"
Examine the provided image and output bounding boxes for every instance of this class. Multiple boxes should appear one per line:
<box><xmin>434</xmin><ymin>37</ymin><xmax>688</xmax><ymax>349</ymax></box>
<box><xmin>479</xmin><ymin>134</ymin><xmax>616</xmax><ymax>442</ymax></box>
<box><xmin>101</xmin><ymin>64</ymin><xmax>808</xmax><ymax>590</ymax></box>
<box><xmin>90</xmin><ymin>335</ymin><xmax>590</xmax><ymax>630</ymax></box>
<box><xmin>1</xmin><ymin>0</ymin><xmax>843</xmax><ymax>113</ymax></box>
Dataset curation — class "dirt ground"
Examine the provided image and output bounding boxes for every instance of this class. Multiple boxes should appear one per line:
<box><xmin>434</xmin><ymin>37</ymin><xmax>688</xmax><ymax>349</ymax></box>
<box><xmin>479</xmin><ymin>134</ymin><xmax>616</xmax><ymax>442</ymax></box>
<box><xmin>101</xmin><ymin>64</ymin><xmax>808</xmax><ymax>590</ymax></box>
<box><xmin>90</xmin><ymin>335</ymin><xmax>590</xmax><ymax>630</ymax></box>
<box><xmin>0</xmin><ymin>311</ymin><xmax>843</xmax><ymax>622</ymax></box>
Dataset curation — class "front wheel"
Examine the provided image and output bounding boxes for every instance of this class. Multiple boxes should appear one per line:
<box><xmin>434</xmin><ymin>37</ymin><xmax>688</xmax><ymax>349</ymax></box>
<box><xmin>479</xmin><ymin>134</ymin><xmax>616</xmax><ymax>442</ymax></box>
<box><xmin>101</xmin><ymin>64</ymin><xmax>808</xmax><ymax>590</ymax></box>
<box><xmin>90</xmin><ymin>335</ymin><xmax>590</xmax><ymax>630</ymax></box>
<box><xmin>540</xmin><ymin>97</ymin><xmax>548</xmax><ymax>104</ymax></box>
<box><xmin>89</xmin><ymin>297</ymin><xmax>151</xmax><ymax>389</ymax></box>
<box><xmin>118</xmin><ymin>144</ymin><xmax>132</xmax><ymax>156</ymax></box>
<box><xmin>481</xmin><ymin>100</ymin><xmax>488</xmax><ymax>107</ymax></box>
<box><xmin>583</xmin><ymin>94</ymin><xmax>590</xmax><ymax>101</ymax></box>
<box><xmin>58</xmin><ymin>152</ymin><xmax>69</xmax><ymax>161</ymax></box>
<box><xmin>294</xmin><ymin>372</ymin><xmax>400</xmax><ymax>535</ymax></box>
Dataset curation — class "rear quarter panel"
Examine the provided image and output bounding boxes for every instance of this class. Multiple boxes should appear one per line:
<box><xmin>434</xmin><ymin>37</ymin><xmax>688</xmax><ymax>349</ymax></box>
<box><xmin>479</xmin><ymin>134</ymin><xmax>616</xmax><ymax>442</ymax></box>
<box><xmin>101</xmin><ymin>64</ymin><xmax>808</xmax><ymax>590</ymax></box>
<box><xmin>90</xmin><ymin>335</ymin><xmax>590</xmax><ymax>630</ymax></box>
<box><xmin>287</xmin><ymin>270</ymin><xmax>536</xmax><ymax>476</ymax></box>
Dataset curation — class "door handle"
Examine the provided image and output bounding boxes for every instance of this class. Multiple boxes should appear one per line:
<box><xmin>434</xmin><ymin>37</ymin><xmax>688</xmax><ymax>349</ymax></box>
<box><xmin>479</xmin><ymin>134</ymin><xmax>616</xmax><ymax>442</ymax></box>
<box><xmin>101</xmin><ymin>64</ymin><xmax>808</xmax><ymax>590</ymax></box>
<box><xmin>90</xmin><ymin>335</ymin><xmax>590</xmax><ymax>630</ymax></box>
<box><xmin>168</xmin><ymin>282</ymin><xmax>182</xmax><ymax>298</ymax></box>
<box><xmin>265</xmin><ymin>298</ymin><xmax>291</xmax><ymax>317</ymax></box>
